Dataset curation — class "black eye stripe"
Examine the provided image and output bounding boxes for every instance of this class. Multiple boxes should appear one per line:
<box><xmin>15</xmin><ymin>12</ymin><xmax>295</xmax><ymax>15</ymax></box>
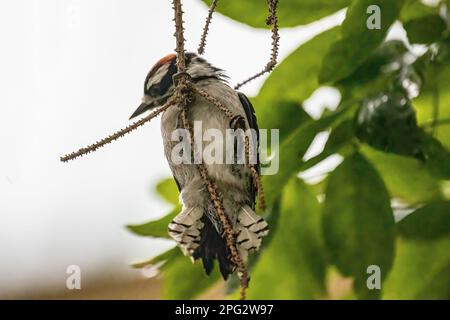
<box><xmin>144</xmin><ymin>59</ymin><xmax>177</xmax><ymax>96</ymax></box>
<box><xmin>158</xmin><ymin>59</ymin><xmax>177</xmax><ymax>96</ymax></box>
<box><xmin>148</xmin><ymin>84</ymin><xmax>160</xmax><ymax>96</ymax></box>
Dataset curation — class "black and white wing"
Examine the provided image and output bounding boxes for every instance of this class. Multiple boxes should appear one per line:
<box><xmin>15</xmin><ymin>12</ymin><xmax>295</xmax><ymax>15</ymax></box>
<box><xmin>237</xmin><ymin>92</ymin><xmax>259</xmax><ymax>209</ymax></box>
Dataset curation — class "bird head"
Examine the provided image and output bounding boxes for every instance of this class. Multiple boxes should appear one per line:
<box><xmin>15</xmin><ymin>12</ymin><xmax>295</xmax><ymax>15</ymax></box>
<box><xmin>129</xmin><ymin>53</ymin><xmax>226</xmax><ymax>119</ymax></box>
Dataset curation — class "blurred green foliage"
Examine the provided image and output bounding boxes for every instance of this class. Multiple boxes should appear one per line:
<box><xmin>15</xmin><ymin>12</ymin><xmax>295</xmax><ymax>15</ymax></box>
<box><xmin>129</xmin><ymin>0</ymin><xmax>450</xmax><ymax>299</ymax></box>
<box><xmin>248</xmin><ymin>178</ymin><xmax>326</xmax><ymax>299</ymax></box>
<box><xmin>323</xmin><ymin>152</ymin><xmax>396</xmax><ymax>299</ymax></box>
<box><xmin>202</xmin><ymin>0</ymin><xmax>350</xmax><ymax>28</ymax></box>
<box><xmin>319</xmin><ymin>0</ymin><xmax>404</xmax><ymax>83</ymax></box>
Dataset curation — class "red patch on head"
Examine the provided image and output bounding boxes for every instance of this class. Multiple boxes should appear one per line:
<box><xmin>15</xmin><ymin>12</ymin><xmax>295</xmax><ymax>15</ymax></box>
<box><xmin>144</xmin><ymin>54</ymin><xmax>177</xmax><ymax>88</ymax></box>
<box><xmin>151</xmin><ymin>53</ymin><xmax>176</xmax><ymax>72</ymax></box>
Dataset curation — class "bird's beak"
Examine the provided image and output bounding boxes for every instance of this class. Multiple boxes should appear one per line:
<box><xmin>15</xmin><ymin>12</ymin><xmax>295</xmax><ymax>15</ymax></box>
<box><xmin>129</xmin><ymin>101</ymin><xmax>154</xmax><ymax>120</ymax></box>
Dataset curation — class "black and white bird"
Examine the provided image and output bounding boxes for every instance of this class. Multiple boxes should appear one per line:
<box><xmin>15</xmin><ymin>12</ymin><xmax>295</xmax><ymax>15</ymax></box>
<box><xmin>130</xmin><ymin>53</ymin><xmax>269</xmax><ymax>279</ymax></box>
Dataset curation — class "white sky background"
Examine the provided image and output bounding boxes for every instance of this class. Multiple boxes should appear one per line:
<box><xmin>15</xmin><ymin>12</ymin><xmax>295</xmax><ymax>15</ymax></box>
<box><xmin>0</xmin><ymin>0</ymin><xmax>352</xmax><ymax>297</ymax></box>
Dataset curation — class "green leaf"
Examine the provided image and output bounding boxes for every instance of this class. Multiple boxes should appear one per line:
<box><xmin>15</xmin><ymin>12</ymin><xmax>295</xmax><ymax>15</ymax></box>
<box><xmin>248</xmin><ymin>178</ymin><xmax>327</xmax><ymax>299</ymax></box>
<box><xmin>253</xmin><ymin>100</ymin><xmax>311</xmax><ymax>144</ymax></box>
<box><xmin>131</xmin><ymin>247</ymin><xmax>181</xmax><ymax>269</ymax></box>
<box><xmin>256</xmin><ymin>27</ymin><xmax>341</xmax><ymax>113</ymax></box>
<box><xmin>355</xmin><ymin>92</ymin><xmax>424</xmax><ymax>159</ymax></box>
<box><xmin>253</xmin><ymin>28</ymin><xmax>341</xmax><ymax>145</ymax></box>
<box><xmin>322</xmin><ymin>152</ymin><xmax>396</xmax><ymax>299</ymax></box>
<box><xmin>400</xmin><ymin>0</ymin><xmax>437</xmax><ymax>21</ymax></box>
<box><xmin>362</xmin><ymin>146</ymin><xmax>441</xmax><ymax>204</ymax></box>
<box><xmin>338</xmin><ymin>40</ymin><xmax>409</xmax><ymax>98</ymax></box>
<box><xmin>421</xmin><ymin>133</ymin><xmax>450</xmax><ymax>180</ymax></box>
<box><xmin>413</xmin><ymin>55</ymin><xmax>450</xmax><ymax>149</ymax></box>
<box><xmin>126</xmin><ymin>206</ymin><xmax>180</xmax><ymax>238</ymax></box>
<box><xmin>155</xmin><ymin>178</ymin><xmax>179</xmax><ymax>205</ymax></box>
<box><xmin>319</xmin><ymin>0</ymin><xmax>405</xmax><ymax>84</ymax></box>
<box><xmin>384</xmin><ymin>190</ymin><xmax>450</xmax><ymax>299</ymax></box>
<box><xmin>404</xmin><ymin>14</ymin><xmax>447</xmax><ymax>44</ymax></box>
<box><xmin>383</xmin><ymin>236</ymin><xmax>450</xmax><ymax>299</ymax></box>
<box><xmin>263</xmin><ymin>108</ymin><xmax>348</xmax><ymax>207</ymax></box>
<box><xmin>162</xmin><ymin>255</ymin><xmax>220</xmax><ymax>299</ymax></box>
<box><xmin>398</xmin><ymin>200</ymin><xmax>450</xmax><ymax>240</ymax></box>
<box><xmin>302</xmin><ymin>118</ymin><xmax>356</xmax><ymax>172</ymax></box>
<box><xmin>400</xmin><ymin>0</ymin><xmax>446</xmax><ymax>44</ymax></box>
<box><xmin>201</xmin><ymin>0</ymin><xmax>350</xmax><ymax>28</ymax></box>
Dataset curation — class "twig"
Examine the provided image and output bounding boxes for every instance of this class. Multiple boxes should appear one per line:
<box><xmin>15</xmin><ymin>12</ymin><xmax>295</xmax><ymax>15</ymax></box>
<box><xmin>180</xmin><ymin>100</ymin><xmax>249</xmax><ymax>299</ymax></box>
<box><xmin>61</xmin><ymin>0</ymin><xmax>274</xmax><ymax>300</ymax></box>
<box><xmin>193</xmin><ymin>83</ymin><xmax>265</xmax><ymax>211</ymax></box>
<box><xmin>199</xmin><ymin>164</ymin><xmax>250</xmax><ymax>300</ymax></box>
<box><xmin>172</xmin><ymin>0</ymin><xmax>249</xmax><ymax>300</ymax></box>
<box><xmin>234</xmin><ymin>0</ymin><xmax>280</xmax><ymax>90</ymax></box>
<box><xmin>173</xmin><ymin>0</ymin><xmax>187</xmax><ymax>72</ymax></box>
<box><xmin>244</xmin><ymin>136</ymin><xmax>266</xmax><ymax>210</ymax></box>
<box><xmin>250</xmin><ymin>166</ymin><xmax>265</xmax><ymax>209</ymax></box>
<box><xmin>190</xmin><ymin>84</ymin><xmax>243</xmax><ymax>120</ymax></box>
<box><xmin>198</xmin><ymin>0</ymin><xmax>219</xmax><ymax>55</ymax></box>
<box><xmin>60</xmin><ymin>97</ymin><xmax>177</xmax><ymax>162</ymax></box>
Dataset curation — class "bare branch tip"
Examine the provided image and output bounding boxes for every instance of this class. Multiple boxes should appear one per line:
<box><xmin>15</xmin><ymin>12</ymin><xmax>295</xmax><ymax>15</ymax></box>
<box><xmin>233</xmin><ymin>0</ymin><xmax>279</xmax><ymax>89</ymax></box>
<box><xmin>197</xmin><ymin>0</ymin><xmax>219</xmax><ymax>55</ymax></box>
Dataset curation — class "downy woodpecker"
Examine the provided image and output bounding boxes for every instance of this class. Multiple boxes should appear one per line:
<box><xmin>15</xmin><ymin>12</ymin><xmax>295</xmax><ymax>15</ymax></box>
<box><xmin>130</xmin><ymin>53</ymin><xmax>268</xmax><ymax>279</ymax></box>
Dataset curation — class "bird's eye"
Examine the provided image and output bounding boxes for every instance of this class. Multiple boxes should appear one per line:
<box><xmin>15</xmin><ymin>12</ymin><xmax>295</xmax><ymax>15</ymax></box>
<box><xmin>149</xmin><ymin>84</ymin><xmax>160</xmax><ymax>97</ymax></box>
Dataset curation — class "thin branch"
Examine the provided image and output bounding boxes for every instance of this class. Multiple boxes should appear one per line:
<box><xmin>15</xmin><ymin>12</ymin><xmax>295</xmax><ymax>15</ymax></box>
<box><xmin>245</xmin><ymin>135</ymin><xmax>266</xmax><ymax>210</ymax></box>
<box><xmin>194</xmin><ymin>83</ymin><xmax>265</xmax><ymax>210</ymax></box>
<box><xmin>198</xmin><ymin>0</ymin><xmax>219</xmax><ymax>55</ymax></box>
<box><xmin>234</xmin><ymin>0</ymin><xmax>280</xmax><ymax>90</ymax></box>
<box><xmin>60</xmin><ymin>0</ymin><xmax>272</xmax><ymax>300</ymax></box>
<box><xmin>173</xmin><ymin>0</ymin><xmax>187</xmax><ymax>72</ymax></box>
<box><xmin>251</xmin><ymin>166</ymin><xmax>266</xmax><ymax>209</ymax></box>
<box><xmin>60</xmin><ymin>97</ymin><xmax>177</xmax><ymax>162</ymax></box>
<box><xmin>172</xmin><ymin>0</ymin><xmax>249</xmax><ymax>300</ymax></box>
<box><xmin>199</xmin><ymin>163</ymin><xmax>250</xmax><ymax>299</ymax></box>
<box><xmin>191</xmin><ymin>83</ymin><xmax>243</xmax><ymax>120</ymax></box>
<box><xmin>180</xmin><ymin>102</ymin><xmax>249</xmax><ymax>299</ymax></box>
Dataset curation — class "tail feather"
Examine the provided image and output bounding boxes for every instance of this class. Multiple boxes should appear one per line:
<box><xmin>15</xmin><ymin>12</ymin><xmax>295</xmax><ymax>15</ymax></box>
<box><xmin>168</xmin><ymin>205</ymin><xmax>269</xmax><ymax>280</ymax></box>
<box><xmin>168</xmin><ymin>207</ymin><xmax>204</xmax><ymax>256</ymax></box>
<box><xmin>236</xmin><ymin>206</ymin><xmax>269</xmax><ymax>264</ymax></box>
<box><xmin>193</xmin><ymin>215</ymin><xmax>234</xmax><ymax>280</ymax></box>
